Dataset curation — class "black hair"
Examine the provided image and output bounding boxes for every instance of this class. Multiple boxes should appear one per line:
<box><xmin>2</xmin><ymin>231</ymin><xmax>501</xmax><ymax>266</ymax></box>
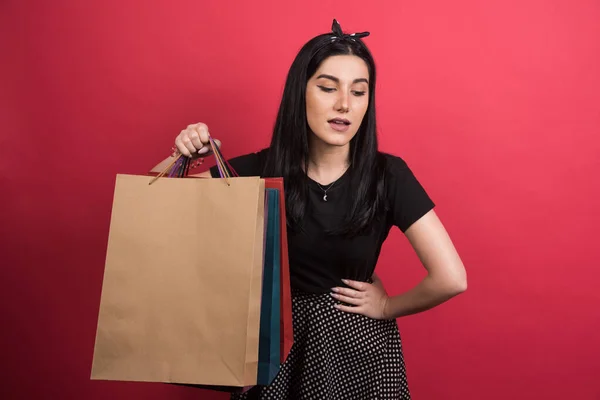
<box><xmin>263</xmin><ymin>24</ymin><xmax>387</xmax><ymax>237</ymax></box>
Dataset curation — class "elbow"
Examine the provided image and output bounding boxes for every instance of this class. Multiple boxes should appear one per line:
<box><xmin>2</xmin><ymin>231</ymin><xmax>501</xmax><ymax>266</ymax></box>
<box><xmin>448</xmin><ymin>261</ymin><xmax>468</xmax><ymax>295</ymax></box>
<box><xmin>427</xmin><ymin>263</ymin><xmax>467</xmax><ymax>297</ymax></box>
<box><xmin>453</xmin><ymin>277</ymin><xmax>467</xmax><ymax>295</ymax></box>
<box><xmin>438</xmin><ymin>273</ymin><xmax>467</xmax><ymax>297</ymax></box>
<box><xmin>451</xmin><ymin>270</ymin><xmax>468</xmax><ymax>295</ymax></box>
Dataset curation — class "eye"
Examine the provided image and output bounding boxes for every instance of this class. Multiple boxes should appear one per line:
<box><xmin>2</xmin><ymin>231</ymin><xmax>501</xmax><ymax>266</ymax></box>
<box><xmin>352</xmin><ymin>91</ymin><xmax>366</xmax><ymax>97</ymax></box>
<box><xmin>317</xmin><ymin>85</ymin><xmax>336</xmax><ymax>93</ymax></box>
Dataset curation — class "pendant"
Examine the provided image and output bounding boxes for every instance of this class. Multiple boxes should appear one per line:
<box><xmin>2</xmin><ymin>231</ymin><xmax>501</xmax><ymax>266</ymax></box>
<box><xmin>323</xmin><ymin>194</ymin><xmax>328</xmax><ymax>201</ymax></box>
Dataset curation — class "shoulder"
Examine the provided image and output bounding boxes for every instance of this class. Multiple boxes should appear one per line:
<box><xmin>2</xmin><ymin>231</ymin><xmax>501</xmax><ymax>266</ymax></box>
<box><xmin>377</xmin><ymin>152</ymin><xmax>412</xmax><ymax>185</ymax></box>
<box><xmin>377</xmin><ymin>152</ymin><xmax>436</xmax><ymax>232</ymax></box>
<box><xmin>378</xmin><ymin>151</ymin><xmax>427</xmax><ymax>192</ymax></box>
<box><xmin>380</xmin><ymin>152</ymin><xmax>409</xmax><ymax>174</ymax></box>
<box><xmin>378</xmin><ymin>152</ymin><xmax>412</xmax><ymax>197</ymax></box>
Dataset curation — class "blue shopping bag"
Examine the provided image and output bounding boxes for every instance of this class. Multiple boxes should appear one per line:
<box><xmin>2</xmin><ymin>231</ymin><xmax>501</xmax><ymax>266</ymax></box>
<box><xmin>257</xmin><ymin>188</ymin><xmax>281</xmax><ymax>385</ymax></box>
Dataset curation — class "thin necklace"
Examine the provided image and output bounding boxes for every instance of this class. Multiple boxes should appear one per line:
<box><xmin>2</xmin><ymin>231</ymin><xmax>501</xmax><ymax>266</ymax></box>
<box><xmin>313</xmin><ymin>166</ymin><xmax>349</xmax><ymax>202</ymax></box>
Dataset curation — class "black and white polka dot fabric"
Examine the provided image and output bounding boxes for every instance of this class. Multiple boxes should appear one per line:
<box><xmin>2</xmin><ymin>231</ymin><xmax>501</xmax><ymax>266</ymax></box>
<box><xmin>232</xmin><ymin>291</ymin><xmax>410</xmax><ymax>399</ymax></box>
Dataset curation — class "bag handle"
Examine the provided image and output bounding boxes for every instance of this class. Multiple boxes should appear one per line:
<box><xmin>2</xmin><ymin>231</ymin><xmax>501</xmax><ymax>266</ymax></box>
<box><xmin>149</xmin><ymin>135</ymin><xmax>238</xmax><ymax>185</ymax></box>
<box><xmin>209</xmin><ymin>136</ymin><xmax>239</xmax><ymax>179</ymax></box>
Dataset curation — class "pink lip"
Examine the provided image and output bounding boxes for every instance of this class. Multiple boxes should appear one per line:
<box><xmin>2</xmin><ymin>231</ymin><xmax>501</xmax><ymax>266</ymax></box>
<box><xmin>329</xmin><ymin>121</ymin><xmax>351</xmax><ymax>132</ymax></box>
<box><xmin>329</xmin><ymin>118</ymin><xmax>350</xmax><ymax>124</ymax></box>
<box><xmin>328</xmin><ymin>118</ymin><xmax>351</xmax><ymax>132</ymax></box>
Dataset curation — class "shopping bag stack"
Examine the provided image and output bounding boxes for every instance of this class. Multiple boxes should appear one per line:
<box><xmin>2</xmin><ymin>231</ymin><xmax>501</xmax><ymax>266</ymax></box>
<box><xmin>90</xmin><ymin>138</ymin><xmax>293</xmax><ymax>391</ymax></box>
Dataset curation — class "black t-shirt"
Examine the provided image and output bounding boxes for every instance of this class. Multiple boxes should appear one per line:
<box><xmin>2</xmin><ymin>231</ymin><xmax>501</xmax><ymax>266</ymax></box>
<box><xmin>210</xmin><ymin>149</ymin><xmax>435</xmax><ymax>294</ymax></box>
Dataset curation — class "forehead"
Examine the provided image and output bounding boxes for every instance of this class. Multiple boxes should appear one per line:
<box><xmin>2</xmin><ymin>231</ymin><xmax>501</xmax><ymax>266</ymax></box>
<box><xmin>313</xmin><ymin>55</ymin><xmax>369</xmax><ymax>81</ymax></box>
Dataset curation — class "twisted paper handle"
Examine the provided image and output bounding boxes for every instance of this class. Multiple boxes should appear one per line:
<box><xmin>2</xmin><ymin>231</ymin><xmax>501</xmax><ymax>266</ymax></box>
<box><xmin>149</xmin><ymin>135</ymin><xmax>238</xmax><ymax>185</ymax></box>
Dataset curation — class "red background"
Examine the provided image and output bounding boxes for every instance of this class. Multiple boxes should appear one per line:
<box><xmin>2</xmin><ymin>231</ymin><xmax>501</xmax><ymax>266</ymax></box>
<box><xmin>1</xmin><ymin>1</ymin><xmax>599</xmax><ymax>399</ymax></box>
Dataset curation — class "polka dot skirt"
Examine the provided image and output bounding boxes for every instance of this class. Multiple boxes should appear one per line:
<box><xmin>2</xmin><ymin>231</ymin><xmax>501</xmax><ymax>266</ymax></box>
<box><xmin>232</xmin><ymin>290</ymin><xmax>411</xmax><ymax>399</ymax></box>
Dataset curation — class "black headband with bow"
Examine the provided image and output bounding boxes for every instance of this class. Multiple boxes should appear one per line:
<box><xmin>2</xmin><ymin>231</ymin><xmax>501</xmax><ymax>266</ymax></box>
<box><xmin>330</xmin><ymin>19</ymin><xmax>370</xmax><ymax>41</ymax></box>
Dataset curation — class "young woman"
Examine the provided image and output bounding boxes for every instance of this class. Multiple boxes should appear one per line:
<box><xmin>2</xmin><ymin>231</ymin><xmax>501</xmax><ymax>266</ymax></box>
<box><xmin>152</xmin><ymin>19</ymin><xmax>466</xmax><ymax>400</ymax></box>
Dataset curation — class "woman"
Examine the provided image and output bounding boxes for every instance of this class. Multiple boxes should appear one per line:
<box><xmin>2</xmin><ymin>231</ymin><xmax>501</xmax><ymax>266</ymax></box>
<box><xmin>153</xmin><ymin>19</ymin><xmax>466</xmax><ymax>400</ymax></box>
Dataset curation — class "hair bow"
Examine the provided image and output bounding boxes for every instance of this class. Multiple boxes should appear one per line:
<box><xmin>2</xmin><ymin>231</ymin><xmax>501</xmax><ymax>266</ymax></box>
<box><xmin>331</xmin><ymin>19</ymin><xmax>370</xmax><ymax>41</ymax></box>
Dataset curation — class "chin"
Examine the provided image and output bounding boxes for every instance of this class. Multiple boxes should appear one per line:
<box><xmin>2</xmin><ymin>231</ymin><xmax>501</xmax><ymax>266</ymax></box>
<box><xmin>314</xmin><ymin>131</ymin><xmax>356</xmax><ymax>148</ymax></box>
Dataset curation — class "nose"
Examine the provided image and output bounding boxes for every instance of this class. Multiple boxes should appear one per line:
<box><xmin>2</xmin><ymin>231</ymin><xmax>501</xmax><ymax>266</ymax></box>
<box><xmin>335</xmin><ymin>90</ymin><xmax>350</xmax><ymax>113</ymax></box>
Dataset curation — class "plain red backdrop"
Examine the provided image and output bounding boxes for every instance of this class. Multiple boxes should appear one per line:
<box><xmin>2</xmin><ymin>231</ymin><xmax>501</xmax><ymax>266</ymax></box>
<box><xmin>1</xmin><ymin>1</ymin><xmax>599</xmax><ymax>399</ymax></box>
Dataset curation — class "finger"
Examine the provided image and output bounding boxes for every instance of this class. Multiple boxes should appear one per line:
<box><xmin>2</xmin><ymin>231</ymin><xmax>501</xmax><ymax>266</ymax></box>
<box><xmin>342</xmin><ymin>279</ymin><xmax>367</xmax><ymax>291</ymax></box>
<box><xmin>332</xmin><ymin>287</ymin><xmax>363</xmax><ymax>298</ymax></box>
<box><xmin>334</xmin><ymin>304</ymin><xmax>362</xmax><ymax>314</ymax></box>
<box><xmin>193</xmin><ymin>123</ymin><xmax>210</xmax><ymax>145</ymax></box>
<box><xmin>331</xmin><ymin>293</ymin><xmax>362</xmax><ymax>305</ymax></box>
<box><xmin>188</xmin><ymin>129</ymin><xmax>204</xmax><ymax>151</ymax></box>
<box><xmin>175</xmin><ymin>135</ymin><xmax>191</xmax><ymax>157</ymax></box>
<box><xmin>180</xmin><ymin>134</ymin><xmax>198</xmax><ymax>157</ymax></box>
<box><xmin>201</xmin><ymin>138</ymin><xmax>221</xmax><ymax>155</ymax></box>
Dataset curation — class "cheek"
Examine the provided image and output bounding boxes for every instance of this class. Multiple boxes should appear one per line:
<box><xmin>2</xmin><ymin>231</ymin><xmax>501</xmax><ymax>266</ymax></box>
<box><xmin>354</xmin><ymin>97</ymin><xmax>369</xmax><ymax>119</ymax></box>
<box><xmin>306</xmin><ymin>92</ymin><xmax>327</xmax><ymax>124</ymax></box>
<box><xmin>355</xmin><ymin>94</ymin><xmax>369</xmax><ymax>109</ymax></box>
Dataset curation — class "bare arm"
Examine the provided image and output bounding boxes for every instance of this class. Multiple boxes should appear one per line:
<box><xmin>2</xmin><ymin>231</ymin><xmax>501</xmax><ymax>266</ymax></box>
<box><xmin>383</xmin><ymin>209</ymin><xmax>467</xmax><ymax>319</ymax></box>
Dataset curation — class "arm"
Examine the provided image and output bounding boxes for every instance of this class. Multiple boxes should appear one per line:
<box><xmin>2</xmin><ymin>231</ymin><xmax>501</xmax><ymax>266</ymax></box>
<box><xmin>383</xmin><ymin>209</ymin><xmax>467</xmax><ymax>319</ymax></box>
<box><xmin>332</xmin><ymin>209</ymin><xmax>466</xmax><ymax>320</ymax></box>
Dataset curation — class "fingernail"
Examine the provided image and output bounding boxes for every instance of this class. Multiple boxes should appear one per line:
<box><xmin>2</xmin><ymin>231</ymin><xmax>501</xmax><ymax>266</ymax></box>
<box><xmin>330</xmin><ymin>293</ymin><xmax>337</xmax><ymax>298</ymax></box>
<box><xmin>198</xmin><ymin>147</ymin><xmax>209</xmax><ymax>154</ymax></box>
<box><xmin>331</xmin><ymin>287</ymin><xmax>339</xmax><ymax>292</ymax></box>
<box><xmin>341</xmin><ymin>279</ymin><xmax>349</xmax><ymax>284</ymax></box>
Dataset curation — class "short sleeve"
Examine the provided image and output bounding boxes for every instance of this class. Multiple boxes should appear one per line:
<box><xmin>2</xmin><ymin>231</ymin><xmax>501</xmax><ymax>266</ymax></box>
<box><xmin>385</xmin><ymin>155</ymin><xmax>435</xmax><ymax>232</ymax></box>
<box><xmin>209</xmin><ymin>148</ymin><xmax>268</xmax><ymax>178</ymax></box>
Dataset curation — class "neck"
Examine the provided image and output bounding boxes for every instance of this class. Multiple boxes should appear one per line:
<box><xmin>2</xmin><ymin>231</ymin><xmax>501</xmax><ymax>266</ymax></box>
<box><xmin>306</xmin><ymin>137</ymin><xmax>350</xmax><ymax>184</ymax></box>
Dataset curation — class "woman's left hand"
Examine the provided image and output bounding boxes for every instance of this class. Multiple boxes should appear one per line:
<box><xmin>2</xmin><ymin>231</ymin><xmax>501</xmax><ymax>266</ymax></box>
<box><xmin>331</xmin><ymin>275</ymin><xmax>391</xmax><ymax>320</ymax></box>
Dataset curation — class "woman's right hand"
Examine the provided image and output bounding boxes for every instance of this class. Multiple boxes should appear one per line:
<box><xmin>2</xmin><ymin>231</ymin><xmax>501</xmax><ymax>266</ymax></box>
<box><xmin>175</xmin><ymin>123</ymin><xmax>221</xmax><ymax>158</ymax></box>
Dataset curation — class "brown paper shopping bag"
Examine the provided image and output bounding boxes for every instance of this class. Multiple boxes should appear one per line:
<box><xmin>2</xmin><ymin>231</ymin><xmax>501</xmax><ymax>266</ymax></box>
<box><xmin>91</xmin><ymin>174</ymin><xmax>265</xmax><ymax>387</ymax></box>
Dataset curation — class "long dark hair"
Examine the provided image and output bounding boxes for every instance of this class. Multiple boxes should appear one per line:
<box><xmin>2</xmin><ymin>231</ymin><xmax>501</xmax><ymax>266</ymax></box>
<box><xmin>263</xmin><ymin>22</ymin><xmax>387</xmax><ymax>236</ymax></box>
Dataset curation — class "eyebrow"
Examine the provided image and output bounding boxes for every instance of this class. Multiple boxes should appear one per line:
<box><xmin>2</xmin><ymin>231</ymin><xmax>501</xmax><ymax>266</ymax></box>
<box><xmin>316</xmin><ymin>74</ymin><xmax>369</xmax><ymax>85</ymax></box>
